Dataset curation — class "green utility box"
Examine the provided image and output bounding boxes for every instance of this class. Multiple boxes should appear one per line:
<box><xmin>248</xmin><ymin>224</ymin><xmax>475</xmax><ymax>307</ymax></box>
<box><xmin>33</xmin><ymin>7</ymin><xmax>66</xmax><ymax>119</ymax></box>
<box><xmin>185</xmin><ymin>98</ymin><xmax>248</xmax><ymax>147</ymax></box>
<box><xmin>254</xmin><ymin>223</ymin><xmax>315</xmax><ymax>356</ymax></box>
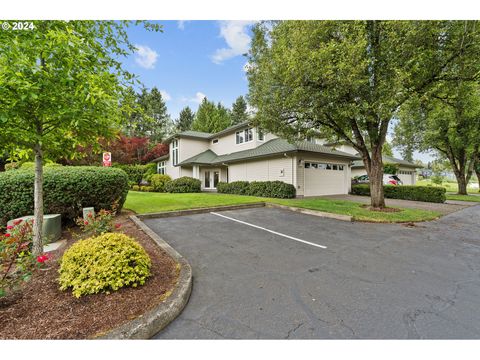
<box><xmin>7</xmin><ymin>214</ymin><xmax>62</xmax><ymax>243</ymax></box>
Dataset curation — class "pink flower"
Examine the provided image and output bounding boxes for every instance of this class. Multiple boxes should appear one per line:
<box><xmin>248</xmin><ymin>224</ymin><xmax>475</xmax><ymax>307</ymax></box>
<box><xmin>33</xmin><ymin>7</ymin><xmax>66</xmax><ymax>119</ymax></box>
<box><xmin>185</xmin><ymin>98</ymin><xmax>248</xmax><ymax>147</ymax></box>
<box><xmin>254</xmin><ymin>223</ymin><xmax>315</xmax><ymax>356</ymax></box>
<box><xmin>84</xmin><ymin>220</ymin><xmax>89</xmax><ymax>225</ymax></box>
<box><xmin>4</xmin><ymin>233</ymin><xmax>11</xmax><ymax>237</ymax></box>
<box><xmin>13</xmin><ymin>219</ymin><xmax>22</xmax><ymax>225</ymax></box>
<box><xmin>6</xmin><ymin>225</ymin><xmax>14</xmax><ymax>230</ymax></box>
<box><xmin>114</xmin><ymin>223</ymin><xmax>122</xmax><ymax>229</ymax></box>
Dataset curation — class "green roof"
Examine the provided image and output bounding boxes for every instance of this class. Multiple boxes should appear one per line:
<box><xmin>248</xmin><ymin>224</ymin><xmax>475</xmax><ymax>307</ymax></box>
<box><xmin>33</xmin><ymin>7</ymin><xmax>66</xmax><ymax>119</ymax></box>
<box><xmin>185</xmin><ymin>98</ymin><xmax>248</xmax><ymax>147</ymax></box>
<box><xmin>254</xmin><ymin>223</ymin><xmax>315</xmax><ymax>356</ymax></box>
<box><xmin>178</xmin><ymin>138</ymin><xmax>360</xmax><ymax>166</ymax></box>
<box><xmin>352</xmin><ymin>155</ymin><xmax>420</xmax><ymax>169</ymax></box>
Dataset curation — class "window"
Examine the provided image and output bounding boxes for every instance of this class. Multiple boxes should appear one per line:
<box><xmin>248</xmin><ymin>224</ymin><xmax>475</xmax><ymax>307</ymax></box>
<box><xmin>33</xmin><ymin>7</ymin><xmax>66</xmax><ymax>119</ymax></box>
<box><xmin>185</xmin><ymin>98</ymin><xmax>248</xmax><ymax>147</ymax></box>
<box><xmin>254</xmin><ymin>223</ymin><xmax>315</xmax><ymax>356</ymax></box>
<box><xmin>318</xmin><ymin>163</ymin><xmax>327</xmax><ymax>170</ymax></box>
<box><xmin>311</xmin><ymin>163</ymin><xmax>318</xmax><ymax>169</ymax></box>
<box><xmin>172</xmin><ymin>139</ymin><xmax>179</xmax><ymax>166</ymax></box>
<box><xmin>305</xmin><ymin>162</ymin><xmax>311</xmax><ymax>169</ymax></box>
<box><xmin>257</xmin><ymin>128</ymin><xmax>264</xmax><ymax>141</ymax></box>
<box><xmin>326</xmin><ymin>164</ymin><xmax>332</xmax><ymax>170</ymax></box>
<box><xmin>339</xmin><ymin>165</ymin><xmax>344</xmax><ymax>171</ymax></box>
<box><xmin>236</xmin><ymin>127</ymin><xmax>254</xmax><ymax>144</ymax></box>
<box><xmin>305</xmin><ymin>161</ymin><xmax>345</xmax><ymax>171</ymax></box>
<box><xmin>212</xmin><ymin>139</ymin><xmax>219</xmax><ymax>144</ymax></box>
<box><xmin>157</xmin><ymin>161</ymin><xmax>166</xmax><ymax>175</ymax></box>
<box><xmin>332</xmin><ymin>164</ymin><xmax>338</xmax><ymax>170</ymax></box>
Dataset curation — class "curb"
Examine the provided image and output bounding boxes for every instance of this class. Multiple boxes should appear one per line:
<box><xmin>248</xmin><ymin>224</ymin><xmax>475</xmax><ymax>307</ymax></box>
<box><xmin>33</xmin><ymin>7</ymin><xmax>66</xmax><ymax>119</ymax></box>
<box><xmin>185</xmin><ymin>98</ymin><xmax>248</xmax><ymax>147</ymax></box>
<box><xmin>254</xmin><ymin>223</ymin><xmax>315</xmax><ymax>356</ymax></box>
<box><xmin>136</xmin><ymin>202</ymin><xmax>266</xmax><ymax>219</ymax></box>
<box><xmin>265</xmin><ymin>203</ymin><xmax>353</xmax><ymax>222</ymax></box>
<box><xmin>96</xmin><ymin>215</ymin><xmax>193</xmax><ymax>339</ymax></box>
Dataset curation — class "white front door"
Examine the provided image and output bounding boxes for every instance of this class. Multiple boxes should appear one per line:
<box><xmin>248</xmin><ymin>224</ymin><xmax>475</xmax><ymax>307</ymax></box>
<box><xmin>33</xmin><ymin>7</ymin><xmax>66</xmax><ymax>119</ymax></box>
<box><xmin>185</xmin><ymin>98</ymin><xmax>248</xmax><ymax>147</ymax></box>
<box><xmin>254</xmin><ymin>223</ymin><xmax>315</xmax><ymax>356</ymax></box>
<box><xmin>204</xmin><ymin>169</ymin><xmax>220</xmax><ymax>189</ymax></box>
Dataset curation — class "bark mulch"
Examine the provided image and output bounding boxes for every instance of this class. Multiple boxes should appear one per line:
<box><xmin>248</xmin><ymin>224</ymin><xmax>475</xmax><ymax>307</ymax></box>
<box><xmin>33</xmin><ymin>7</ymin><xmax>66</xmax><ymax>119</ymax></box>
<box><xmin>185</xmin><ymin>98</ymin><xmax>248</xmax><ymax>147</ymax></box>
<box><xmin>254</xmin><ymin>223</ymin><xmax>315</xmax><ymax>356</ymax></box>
<box><xmin>0</xmin><ymin>212</ymin><xmax>179</xmax><ymax>339</ymax></box>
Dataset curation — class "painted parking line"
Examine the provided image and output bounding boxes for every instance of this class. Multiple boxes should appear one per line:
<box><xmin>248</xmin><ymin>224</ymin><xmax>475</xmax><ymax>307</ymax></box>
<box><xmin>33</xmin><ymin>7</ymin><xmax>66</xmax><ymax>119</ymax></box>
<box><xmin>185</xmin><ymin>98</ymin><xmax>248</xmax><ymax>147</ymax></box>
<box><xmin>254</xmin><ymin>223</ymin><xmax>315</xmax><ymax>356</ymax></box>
<box><xmin>210</xmin><ymin>212</ymin><xmax>327</xmax><ymax>249</ymax></box>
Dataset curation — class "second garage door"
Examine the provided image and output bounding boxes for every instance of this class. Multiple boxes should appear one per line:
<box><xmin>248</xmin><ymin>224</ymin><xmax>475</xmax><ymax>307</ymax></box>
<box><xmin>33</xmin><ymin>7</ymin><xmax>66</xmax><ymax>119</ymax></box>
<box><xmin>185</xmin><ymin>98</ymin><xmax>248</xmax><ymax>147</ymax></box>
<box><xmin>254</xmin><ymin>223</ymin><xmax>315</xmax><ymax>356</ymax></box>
<box><xmin>304</xmin><ymin>161</ymin><xmax>346</xmax><ymax>196</ymax></box>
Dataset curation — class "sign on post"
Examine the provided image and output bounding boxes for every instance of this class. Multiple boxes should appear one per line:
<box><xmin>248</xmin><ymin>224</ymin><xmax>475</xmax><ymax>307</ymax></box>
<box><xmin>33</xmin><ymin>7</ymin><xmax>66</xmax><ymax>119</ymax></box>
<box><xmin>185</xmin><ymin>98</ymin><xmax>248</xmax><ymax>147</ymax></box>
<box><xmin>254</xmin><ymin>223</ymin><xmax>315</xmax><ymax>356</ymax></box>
<box><xmin>102</xmin><ymin>152</ymin><xmax>112</xmax><ymax>167</ymax></box>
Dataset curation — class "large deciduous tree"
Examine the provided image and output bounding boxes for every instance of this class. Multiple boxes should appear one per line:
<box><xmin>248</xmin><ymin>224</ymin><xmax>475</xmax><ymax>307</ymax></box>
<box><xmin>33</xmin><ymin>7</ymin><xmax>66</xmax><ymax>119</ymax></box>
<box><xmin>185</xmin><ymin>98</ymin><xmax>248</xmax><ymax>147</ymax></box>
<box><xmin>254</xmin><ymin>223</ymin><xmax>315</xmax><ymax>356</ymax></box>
<box><xmin>0</xmin><ymin>21</ymin><xmax>161</xmax><ymax>255</ymax></box>
<box><xmin>247</xmin><ymin>20</ymin><xmax>480</xmax><ymax>208</ymax></box>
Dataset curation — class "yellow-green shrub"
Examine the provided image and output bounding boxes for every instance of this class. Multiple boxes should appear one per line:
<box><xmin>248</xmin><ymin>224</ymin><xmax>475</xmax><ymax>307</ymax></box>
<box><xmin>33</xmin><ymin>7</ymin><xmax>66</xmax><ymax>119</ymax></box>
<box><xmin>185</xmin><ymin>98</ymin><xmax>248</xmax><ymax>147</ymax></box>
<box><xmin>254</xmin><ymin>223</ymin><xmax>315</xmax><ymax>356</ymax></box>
<box><xmin>58</xmin><ymin>233</ymin><xmax>151</xmax><ymax>298</ymax></box>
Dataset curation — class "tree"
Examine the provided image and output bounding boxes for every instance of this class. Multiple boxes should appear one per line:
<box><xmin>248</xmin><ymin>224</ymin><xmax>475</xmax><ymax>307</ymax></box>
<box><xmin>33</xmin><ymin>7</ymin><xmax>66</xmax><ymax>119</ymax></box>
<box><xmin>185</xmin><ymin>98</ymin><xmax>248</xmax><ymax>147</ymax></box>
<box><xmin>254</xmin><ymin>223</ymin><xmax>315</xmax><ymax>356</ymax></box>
<box><xmin>231</xmin><ymin>96</ymin><xmax>249</xmax><ymax>125</ymax></box>
<box><xmin>395</xmin><ymin>82</ymin><xmax>480</xmax><ymax>195</ymax></box>
<box><xmin>247</xmin><ymin>20</ymin><xmax>480</xmax><ymax>208</ymax></box>
<box><xmin>192</xmin><ymin>98</ymin><xmax>231</xmax><ymax>133</ymax></box>
<box><xmin>176</xmin><ymin>106</ymin><xmax>195</xmax><ymax>131</ymax></box>
<box><xmin>382</xmin><ymin>142</ymin><xmax>394</xmax><ymax>157</ymax></box>
<box><xmin>123</xmin><ymin>86</ymin><xmax>173</xmax><ymax>142</ymax></box>
<box><xmin>0</xmin><ymin>21</ymin><xmax>161</xmax><ymax>255</ymax></box>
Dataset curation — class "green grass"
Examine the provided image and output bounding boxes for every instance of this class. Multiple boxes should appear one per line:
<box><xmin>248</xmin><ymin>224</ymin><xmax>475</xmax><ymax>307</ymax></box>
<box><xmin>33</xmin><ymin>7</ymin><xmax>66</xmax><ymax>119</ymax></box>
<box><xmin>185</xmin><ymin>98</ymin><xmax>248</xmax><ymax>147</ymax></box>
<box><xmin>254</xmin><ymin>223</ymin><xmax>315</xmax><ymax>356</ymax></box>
<box><xmin>416</xmin><ymin>179</ymin><xmax>479</xmax><ymax>194</ymax></box>
<box><xmin>125</xmin><ymin>191</ymin><xmax>441</xmax><ymax>223</ymax></box>
<box><xmin>445</xmin><ymin>193</ymin><xmax>480</xmax><ymax>202</ymax></box>
<box><xmin>124</xmin><ymin>191</ymin><xmax>265</xmax><ymax>214</ymax></box>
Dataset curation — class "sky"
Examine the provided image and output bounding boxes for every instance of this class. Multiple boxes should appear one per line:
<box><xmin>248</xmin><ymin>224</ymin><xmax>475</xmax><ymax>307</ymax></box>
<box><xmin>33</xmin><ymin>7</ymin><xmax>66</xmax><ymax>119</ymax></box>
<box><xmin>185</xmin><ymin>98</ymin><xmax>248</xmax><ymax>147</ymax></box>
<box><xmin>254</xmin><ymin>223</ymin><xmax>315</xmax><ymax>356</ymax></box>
<box><xmin>122</xmin><ymin>20</ymin><xmax>253</xmax><ymax>120</ymax></box>
<box><xmin>122</xmin><ymin>20</ymin><xmax>434</xmax><ymax>163</ymax></box>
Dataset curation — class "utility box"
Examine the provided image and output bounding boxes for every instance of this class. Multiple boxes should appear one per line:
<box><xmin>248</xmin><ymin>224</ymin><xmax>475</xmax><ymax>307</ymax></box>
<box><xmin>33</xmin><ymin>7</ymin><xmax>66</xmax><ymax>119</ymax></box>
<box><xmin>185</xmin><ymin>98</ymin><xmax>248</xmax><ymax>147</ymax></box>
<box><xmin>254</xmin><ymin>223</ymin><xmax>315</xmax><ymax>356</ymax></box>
<box><xmin>7</xmin><ymin>214</ymin><xmax>62</xmax><ymax>244</ymax></box>
<box><xmin>83</xmin><ymin>207</ymin><xmax>95</xmax><ymax>221</ymax></box>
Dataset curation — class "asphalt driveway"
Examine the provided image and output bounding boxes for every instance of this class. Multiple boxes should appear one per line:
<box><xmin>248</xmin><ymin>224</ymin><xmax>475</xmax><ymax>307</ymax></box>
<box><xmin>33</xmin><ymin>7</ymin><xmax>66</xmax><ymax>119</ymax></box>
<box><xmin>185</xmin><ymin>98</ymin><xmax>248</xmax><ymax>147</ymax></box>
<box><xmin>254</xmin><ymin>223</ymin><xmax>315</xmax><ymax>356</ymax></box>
<box><xmin>144</xmin><ymin>205</ymin><xmax>480</xmax><ymax>339</ymax></box>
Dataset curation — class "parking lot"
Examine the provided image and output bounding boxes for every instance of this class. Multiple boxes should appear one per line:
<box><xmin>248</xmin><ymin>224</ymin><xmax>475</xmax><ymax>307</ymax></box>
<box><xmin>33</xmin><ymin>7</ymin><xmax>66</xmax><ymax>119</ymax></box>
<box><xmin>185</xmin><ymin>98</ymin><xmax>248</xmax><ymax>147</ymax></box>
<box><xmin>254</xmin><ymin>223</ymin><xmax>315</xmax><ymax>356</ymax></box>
<box><xmin>144</xmin><ymin>205</ymin><xmax>480</xmax><ymax>339</ymax></box>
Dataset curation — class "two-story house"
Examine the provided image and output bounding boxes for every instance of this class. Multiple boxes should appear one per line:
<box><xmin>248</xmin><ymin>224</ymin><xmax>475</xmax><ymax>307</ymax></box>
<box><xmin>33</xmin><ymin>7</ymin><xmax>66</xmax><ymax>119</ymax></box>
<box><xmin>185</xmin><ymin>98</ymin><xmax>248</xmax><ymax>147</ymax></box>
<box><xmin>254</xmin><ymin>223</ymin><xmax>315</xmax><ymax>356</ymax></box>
<box><xmin>152</xmin><ymin>121</ymin><xmax>361</xmax><ymax>197</ymax></box>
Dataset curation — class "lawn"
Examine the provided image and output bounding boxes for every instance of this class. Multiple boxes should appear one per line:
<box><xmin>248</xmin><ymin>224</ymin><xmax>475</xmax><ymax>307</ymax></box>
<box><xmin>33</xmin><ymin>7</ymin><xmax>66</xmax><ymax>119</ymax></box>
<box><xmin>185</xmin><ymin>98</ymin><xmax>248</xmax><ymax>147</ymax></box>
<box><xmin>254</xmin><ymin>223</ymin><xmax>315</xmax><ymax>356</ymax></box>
<box><xmin>125</xmin><ymin>191</ymin><xmax>441</xmax><ymax>223</ymax></box>
<box><xmin>445</xmin><ymin>193</ymin><xmax>480</xmax><ymax>202</ymax></box>
<box><xmin>416</xmin><ymin>179</ymin><xmax>479</xmax><ymax>194</ymax></box>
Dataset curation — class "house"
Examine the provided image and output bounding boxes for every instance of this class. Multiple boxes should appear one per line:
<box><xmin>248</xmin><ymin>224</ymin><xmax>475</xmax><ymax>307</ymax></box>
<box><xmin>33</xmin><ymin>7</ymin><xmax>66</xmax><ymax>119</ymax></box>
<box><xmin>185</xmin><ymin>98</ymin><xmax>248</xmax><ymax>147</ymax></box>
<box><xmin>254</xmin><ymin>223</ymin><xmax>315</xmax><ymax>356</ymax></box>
<box><xmin>152</xmin><ymin>122</ymin><xmax>360</xmax><ymax>196</ymax></box>
<box><xmin>324</xmin><ymin>142</ymin><xmax>420</xmax><ymax>185</ymax></box>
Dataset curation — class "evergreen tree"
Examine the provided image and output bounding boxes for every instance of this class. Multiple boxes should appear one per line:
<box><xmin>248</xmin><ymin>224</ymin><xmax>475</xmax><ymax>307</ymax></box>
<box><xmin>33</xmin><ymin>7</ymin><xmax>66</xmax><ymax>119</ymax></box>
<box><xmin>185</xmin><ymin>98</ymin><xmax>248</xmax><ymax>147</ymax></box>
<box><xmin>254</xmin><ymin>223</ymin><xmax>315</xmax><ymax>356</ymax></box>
<box><xmin>176</xmin><ymin>106</ymin><xmax>195</xmax><ymax>131</ymax></box>
<box><xmin>192</xmin><ymin>98</ymin><xmax>231</xmax><ymax>133</ymax></box>
<box><xmin>231</xmin><ymin>95</ymin><xmax>249</xmax><ymax>125</ymax></box>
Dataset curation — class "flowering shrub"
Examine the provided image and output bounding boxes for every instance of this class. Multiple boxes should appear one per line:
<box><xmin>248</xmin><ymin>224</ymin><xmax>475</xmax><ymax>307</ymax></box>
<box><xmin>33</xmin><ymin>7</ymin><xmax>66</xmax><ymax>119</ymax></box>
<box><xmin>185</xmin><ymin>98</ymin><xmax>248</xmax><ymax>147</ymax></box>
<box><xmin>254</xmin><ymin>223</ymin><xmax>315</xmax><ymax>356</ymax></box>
<box><xmin>75</xmin><ymin>203</ymin><xmax>121</xmax><ymax>237</ymax></box>
<box><xmin>0</xmin><ymin>219</ymin><xmax>37</xmax><ymax>297</ymax></box>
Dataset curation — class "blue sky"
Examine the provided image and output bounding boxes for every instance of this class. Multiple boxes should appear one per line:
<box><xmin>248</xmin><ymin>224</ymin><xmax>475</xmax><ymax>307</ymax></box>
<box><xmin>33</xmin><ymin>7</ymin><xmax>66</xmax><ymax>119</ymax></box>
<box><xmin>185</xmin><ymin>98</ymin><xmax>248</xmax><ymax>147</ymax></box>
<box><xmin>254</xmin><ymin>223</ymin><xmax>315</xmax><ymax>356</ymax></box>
<box><xmin>122</xmin><ymin>20</ymin><xmax>254</xmax><ymax>120</ymax></box>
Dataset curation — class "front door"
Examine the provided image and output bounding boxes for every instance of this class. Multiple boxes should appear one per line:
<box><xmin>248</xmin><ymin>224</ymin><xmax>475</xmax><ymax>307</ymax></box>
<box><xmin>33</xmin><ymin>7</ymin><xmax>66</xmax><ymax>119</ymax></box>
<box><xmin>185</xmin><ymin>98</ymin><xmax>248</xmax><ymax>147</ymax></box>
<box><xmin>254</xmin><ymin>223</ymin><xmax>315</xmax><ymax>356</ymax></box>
<box><xmin>204</xmin><ymin>169</ymin><xmax>220</xmax><ymax>189</ymax></box>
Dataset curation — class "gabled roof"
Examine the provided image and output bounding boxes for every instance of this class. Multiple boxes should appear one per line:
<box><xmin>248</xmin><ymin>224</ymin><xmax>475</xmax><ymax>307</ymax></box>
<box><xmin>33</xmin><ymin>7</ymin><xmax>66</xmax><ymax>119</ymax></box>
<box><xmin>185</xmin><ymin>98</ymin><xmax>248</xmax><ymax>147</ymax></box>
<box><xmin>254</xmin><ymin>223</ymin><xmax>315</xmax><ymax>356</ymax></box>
<box><xmin>165</xmin><ymin>121</ymin><xmax>251</xmax><ymax>143</ymax></box>
<box><xmin>178</xmin><ymin>138</ymin><xmax>360</xmax><ymax>166</ymax></box>
<box><xmin>151</xmin><ymin>153</ymin><xmax>169</xmax><ymax>163</ymax></box>
<box><xmin>352</xmin><ymin>155</ymin><xmax>420</xmax><ymax>169</ymax></box>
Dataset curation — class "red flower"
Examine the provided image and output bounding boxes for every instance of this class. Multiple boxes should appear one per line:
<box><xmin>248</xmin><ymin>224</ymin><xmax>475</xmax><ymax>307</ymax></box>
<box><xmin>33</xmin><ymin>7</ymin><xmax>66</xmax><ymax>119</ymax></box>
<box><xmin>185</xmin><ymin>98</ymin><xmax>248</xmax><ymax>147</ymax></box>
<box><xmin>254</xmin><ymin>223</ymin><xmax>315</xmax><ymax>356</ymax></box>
<box><xmin>114</xmin><ymin>223</ymin><xmax>122</xmax><ymax>229</ymax></box>
<box><xmin>13</xmin><ymin>219</ymin><xmax>22</xmax><ymax>225</ymax></box>
<box><xmin>88</xmin><ymin>213</ymin><xmax>93</xmax><ymax>218</ymax></box>
<box><xmin>4</xmin><ymin>233</ymin><xmax>11</xmax><ymax>237</ymax></box>
<box><xmin>37</xmin><ymin>254</ymin><xmax>49</xmax><ymax>263</ymax></box>
<box><xmin>84</xmin><ymin>220</ymin><xmax>89</xmax><ymax>225</ymax></box>
<box><xmin>6</xmin><ymin>225</ymin><xmax>14</xmax><ymax>230</ymax></box>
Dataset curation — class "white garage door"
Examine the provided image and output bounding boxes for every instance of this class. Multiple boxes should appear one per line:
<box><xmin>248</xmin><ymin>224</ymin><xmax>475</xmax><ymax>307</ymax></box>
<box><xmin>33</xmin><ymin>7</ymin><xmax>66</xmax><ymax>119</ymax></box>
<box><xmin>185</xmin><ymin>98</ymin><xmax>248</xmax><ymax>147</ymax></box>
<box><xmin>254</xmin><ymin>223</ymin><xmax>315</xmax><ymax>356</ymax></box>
<box><xmin>304</xmin><ymin>161</ymin><xmax>346</xmax><ymax>196</ymax></box>
<box><xmin>398</xmin><ymin>170</ymin><xmax>415</xmax><ymax>185</ymax></box>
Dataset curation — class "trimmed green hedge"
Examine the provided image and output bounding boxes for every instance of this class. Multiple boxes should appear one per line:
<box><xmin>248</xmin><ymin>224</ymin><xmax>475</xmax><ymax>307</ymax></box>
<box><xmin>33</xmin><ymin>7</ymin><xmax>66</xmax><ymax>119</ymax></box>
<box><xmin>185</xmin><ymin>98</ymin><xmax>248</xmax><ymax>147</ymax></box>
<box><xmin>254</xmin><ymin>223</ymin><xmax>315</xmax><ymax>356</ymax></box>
<box><xmin>351</xmin><ymin>184</ymin><xmax>446</xmax><ymax>203</ymax></box>
<box><xmin>165</xmin><ymin>176</ymin><xmax>201</xmax><ymax>193</ymax></box>
<box><xmin>0</xmin><ymin>166</ymin><xmax>129</xmax><ymax>226</ymax></box>
<box><xmin>217</xmin><ymin>180</ymin><xmax>296</xmax><ymax>199</ymax></box>
<box><xmin>217</xmin><ymin>181</ymin><xmax>249</xmax><ymax>195</ymax></box>
<box><xmin>149</xmin><ymin>174</ymin><xmax>172</xmax><ymax>192</ymax></box>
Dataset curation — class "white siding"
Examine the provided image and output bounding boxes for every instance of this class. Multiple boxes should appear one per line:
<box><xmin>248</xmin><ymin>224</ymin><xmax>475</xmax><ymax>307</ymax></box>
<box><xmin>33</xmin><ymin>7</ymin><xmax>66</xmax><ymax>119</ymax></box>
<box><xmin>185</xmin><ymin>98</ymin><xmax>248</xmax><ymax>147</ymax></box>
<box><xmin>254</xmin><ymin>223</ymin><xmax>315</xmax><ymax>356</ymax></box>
<box><xmin>210</xmin><ymin>127</ymin><xmax>278</xmax><ymax>155</ymax></box>
<box><xmin>228</xmin><ymin>156</ymin><xmax>294</xmax><ymax>184</ymax></box>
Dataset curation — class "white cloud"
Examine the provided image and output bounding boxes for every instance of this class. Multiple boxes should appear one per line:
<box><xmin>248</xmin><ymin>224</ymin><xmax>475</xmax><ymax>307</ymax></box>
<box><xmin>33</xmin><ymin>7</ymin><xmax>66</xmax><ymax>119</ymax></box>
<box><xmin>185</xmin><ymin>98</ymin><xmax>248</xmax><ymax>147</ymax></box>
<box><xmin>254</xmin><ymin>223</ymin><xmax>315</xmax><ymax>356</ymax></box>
<box><xmin>180</xmin><ymin>92</ymin><xmax>206</xmax><ymax>104</ymax></box>
<box><xmin>211</xmin><ymin>21</ymin><xmax>256</xmax><ymax>64</ymax></box>
<box><xmin>134</xmin><ymin>45</ymin><xmax>158</xmax><ymax>69</ymax></box>
<box><xmin>177</xmin><ymin>21</ymin><xmax>188</xmax><ymax>30</ymax></box>
<box><xmin>160</xmin><ymin>90</ymin><xmax>171</xmax><ymax>101</ymax></box>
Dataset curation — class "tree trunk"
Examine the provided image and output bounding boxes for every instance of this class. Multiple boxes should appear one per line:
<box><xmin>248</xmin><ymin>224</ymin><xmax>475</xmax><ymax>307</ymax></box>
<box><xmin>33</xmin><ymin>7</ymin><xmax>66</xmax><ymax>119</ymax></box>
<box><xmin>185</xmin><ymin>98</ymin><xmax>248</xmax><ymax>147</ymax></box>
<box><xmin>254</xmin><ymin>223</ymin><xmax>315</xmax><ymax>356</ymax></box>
<box><xmin>476</xmin><ymin>167</ymin><xmax>480</xmax><ymax>193</ymax></box>
<box><xmin>456</xmin><ymin>174</ymin><xmax>468</xmax><ymax>195</ymax></box>
<box><xmin>367</xmin><ymin>147</ymin><xmax>386</xmax><ymax>208</ymax></box>
<box><xmin>32</xmin><ymin>143</ymin><xmax>44</xmax><ymax>256</ymax></box>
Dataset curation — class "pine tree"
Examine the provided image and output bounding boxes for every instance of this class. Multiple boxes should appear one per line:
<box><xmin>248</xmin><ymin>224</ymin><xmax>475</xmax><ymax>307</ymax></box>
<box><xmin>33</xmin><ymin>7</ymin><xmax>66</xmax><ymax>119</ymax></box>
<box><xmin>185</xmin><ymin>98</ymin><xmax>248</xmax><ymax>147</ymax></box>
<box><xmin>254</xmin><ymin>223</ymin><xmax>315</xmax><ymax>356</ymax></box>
<box><xmin>231</xmin><ymin>95</ymin><xmax>249</xmax><ymax>125</ymax></box>
<box><xmin>176</xmin><ymin>106</ymin><xmax>195</xmax><ymax>131</ymax></box>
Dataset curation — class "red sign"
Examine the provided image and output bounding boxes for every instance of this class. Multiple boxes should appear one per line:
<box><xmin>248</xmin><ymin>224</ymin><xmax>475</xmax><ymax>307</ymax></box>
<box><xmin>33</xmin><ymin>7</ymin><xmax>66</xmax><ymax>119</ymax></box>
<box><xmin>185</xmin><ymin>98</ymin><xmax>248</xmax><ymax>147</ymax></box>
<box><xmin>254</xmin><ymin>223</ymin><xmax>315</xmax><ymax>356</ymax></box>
<box><xmin>103</xmin><ymin>152</ymin><xmax>112</xmax><ymax>167</ymax></box>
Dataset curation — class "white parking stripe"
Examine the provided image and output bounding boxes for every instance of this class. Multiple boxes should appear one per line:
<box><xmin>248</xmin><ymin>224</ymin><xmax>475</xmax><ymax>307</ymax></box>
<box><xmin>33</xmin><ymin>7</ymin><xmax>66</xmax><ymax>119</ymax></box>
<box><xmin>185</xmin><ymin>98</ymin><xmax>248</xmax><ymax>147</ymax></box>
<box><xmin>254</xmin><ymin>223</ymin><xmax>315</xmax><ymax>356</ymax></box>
<box><xmin>210</xmin><ymin>212</ymin><xmax>327</xmax><ymax>249</ymax></box>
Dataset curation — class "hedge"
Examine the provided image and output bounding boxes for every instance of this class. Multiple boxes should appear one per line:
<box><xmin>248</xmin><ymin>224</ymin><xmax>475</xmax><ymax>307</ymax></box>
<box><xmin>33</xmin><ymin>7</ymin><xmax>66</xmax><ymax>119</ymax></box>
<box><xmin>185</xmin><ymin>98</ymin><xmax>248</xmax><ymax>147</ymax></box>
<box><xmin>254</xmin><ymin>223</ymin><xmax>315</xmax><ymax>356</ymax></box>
<box><xmin>149</xmin><ymin>174</ymin><xmax>172</xmax><ymax>192</ymax></box>
<box><xmin>0</xmin><ymin>166</ymin><xmax>129</xmax><ymax>226</ymax></box>
<box><xmin>217</xmin><ymin>180</ymin><xmax>296</xmax><ymax>199</ymax></box>
<box><xmin>165</xmin><ymin>176</ymin><xmax>201</xmax><ymax>193</ymax></box>
<box><xmin>217</xmin><ymin>181</ymin><xmax>249</xmax><ymax>195</ymax></box>
<box><xmin>351</xmin><ymin>184</ymin><xmax>446</xmax><ymax>203</ymax></box>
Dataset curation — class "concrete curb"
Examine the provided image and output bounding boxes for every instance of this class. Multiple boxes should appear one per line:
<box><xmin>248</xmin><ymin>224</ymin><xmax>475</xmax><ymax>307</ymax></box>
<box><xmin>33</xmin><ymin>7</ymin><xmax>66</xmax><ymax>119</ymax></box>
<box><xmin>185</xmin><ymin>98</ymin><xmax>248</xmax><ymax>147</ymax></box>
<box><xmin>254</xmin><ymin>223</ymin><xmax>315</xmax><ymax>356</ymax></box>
<box><xmin>96</xmin><ymin>215</ymin><xmax>193</xmax><ymax>339</ymax></box>
<box><xmin>266</xmin><ymin>203</ymin><xmax>353</xmax><ymax>222</ymax></box>
<box><xmin>136</xmin><ymin>202</ymin><xmax>266</xmax><ymax>219</ymax></box>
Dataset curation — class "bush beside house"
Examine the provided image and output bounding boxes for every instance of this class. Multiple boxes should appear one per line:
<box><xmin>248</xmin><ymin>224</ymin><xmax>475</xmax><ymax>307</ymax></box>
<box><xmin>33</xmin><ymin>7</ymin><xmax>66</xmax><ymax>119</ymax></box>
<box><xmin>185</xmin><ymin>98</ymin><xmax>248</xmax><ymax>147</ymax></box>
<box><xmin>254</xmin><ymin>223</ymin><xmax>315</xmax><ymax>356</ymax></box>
<box><xmin>217</xmin><ymin>180</ymin><xmax>296</xmax><ymax>199</ymax></box>
<box><xmin>165</xmin><ymin>177</ymin><xmax>201</xmax><ymax>193</ymax></box>
<box><xmin>0</xmin><ymin>166</ymin><xmax>129</xmax><ymax>226</ymax></box>
<box><xmin>351</xmin><ymin>184</ymin><xmax>446</xmax><ymax>203</ymax></box>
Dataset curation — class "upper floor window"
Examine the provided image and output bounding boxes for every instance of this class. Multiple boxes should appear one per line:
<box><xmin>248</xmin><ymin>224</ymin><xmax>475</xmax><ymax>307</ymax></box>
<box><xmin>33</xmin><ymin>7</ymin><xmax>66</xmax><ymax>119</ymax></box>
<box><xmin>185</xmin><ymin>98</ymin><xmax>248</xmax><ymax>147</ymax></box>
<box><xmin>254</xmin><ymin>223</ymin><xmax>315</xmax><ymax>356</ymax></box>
<box><xmin>172</xmin><ymin>139</ymin><xmax>179</xmax><ymax>166</ymax></box>
<box><xmin>157</xmin><ymin>161</ymin><xmax>166</xmax><ymax>175</ymax></box>
<box><xmin>257</xmin><ymin>128</ymin><xmax>264</xmax><ymax>141</ymax></box>
<box><xmin>236</xmin><ymin>127</ymin><xmax>254</xmax><ymax>144</ymax></box>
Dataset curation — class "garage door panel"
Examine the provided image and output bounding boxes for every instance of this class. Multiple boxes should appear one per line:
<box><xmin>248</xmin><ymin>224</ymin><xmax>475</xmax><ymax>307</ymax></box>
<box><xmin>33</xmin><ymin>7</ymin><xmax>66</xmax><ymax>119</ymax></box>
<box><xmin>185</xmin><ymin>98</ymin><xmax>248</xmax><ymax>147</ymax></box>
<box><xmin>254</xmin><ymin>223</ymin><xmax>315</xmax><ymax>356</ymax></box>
<box><xmin>304</xmin><ymin>166</ymin><xmax>346</xmax><ymax>196</ymax></box>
